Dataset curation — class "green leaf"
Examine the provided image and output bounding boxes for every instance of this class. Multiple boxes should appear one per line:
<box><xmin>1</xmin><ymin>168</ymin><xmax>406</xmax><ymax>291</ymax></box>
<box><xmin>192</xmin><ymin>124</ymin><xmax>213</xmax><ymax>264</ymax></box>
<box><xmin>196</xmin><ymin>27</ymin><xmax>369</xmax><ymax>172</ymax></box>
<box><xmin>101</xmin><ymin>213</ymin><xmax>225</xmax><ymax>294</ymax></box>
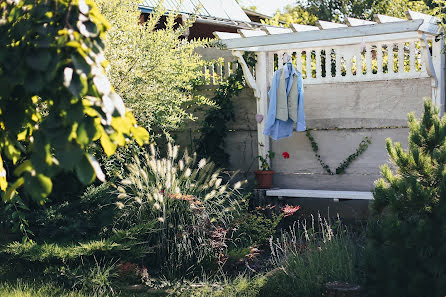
<box><xmin>100</xmin><ymin>133</ymin><xmax>117</xmax><ymax>156</ymax></box>
<box><xmin>23</xmin><ymin>173</ymin><xmax>52</xmax><ymax>202</ymax></box>
<box><xmin>25</xmin><ymin>50</ymin><xmax>52</xmax><ymax>71</ymax></box>
<box><xmin>24</xmin><ymin>71</ymin><xmax>45</xmax><ymax>93</ymax></box>
<box><xmin>3</xmin><ymin>177</ymin><xmax>24</xmax><ymax>202</ymax></box>
<box><xmin>75</xmin><ymin>154</ymin><xmax>96</xmax><ymax>185</ymax></box>
<box><xmin>71</xmin><ymin>53</ymin><xmax>91</xmax><ymax>75</ymax></box>
<box><xmin>130</xmin><ymin>126</ymin><xmax>150</xmax><ymax>146</ymax></box>
<box><xmin>13</xmin><ymin>160</ymin><xmax>32</xmax><ymax>176</ymax></box>
<box><xmin>5</xmin><ymin>143</ymin><xmax>21</xmax><ymax>164</ymax></box>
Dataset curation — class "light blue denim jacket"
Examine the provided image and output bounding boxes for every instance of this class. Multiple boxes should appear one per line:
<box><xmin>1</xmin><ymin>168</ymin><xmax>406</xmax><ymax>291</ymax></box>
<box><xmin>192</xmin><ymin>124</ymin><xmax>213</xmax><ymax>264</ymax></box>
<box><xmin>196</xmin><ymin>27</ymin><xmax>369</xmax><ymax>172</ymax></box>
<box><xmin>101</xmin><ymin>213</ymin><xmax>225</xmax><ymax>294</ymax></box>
<box><xmin>264</xmin><ymin>63</ymin><xmax>305</xmax><ymax>140</ymax></box>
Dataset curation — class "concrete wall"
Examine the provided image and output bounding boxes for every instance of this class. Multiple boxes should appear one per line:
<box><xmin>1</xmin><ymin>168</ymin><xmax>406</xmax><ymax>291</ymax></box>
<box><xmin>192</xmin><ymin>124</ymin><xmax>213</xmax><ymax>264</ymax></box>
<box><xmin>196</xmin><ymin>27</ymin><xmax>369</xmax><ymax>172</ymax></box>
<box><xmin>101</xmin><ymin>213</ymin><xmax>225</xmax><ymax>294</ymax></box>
<box><xmin>175</xmin><ymin>77</ymin><xmax>432</xmax><ymax>193</ymax></box>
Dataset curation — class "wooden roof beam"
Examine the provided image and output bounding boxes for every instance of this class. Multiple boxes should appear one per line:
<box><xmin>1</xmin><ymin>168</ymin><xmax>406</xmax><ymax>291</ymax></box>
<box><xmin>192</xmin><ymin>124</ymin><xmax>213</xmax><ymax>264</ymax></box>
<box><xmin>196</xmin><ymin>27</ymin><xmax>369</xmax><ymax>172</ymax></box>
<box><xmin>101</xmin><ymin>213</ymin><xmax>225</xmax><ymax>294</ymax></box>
<box><xmin>317</xmin><ymin>20</ymin><xmax>348</xmax><ymax>29</ymax></box>
<box><xmin>262</xmin><ymin>26</ymin><xmax>293</xmax><ymax>35</ymax></box>
<box><xmin>345</xmin><ymin>17</ymin><xmax>377</xmax><ymax>27</ymax></box>
<box><xmin>374</xmin><ymin>14</ymin><xmax>405</xmax><ymax>23</ymax></box>
<box><xmin>290</xmin><ymin>23</ymin><xmax>320</xmax><ymax>32</ymax></box>
<box><xmin>213</xmin><ymin>32</ymin><xmax>242</xmax><ymax>40</ymax></box>
<box><xmin>219</xmin><ymin>19</ymin><xmax>424</xmax><ymax>51</ymax></box>
<box><xmin>238</xmin><ymin>29</ymin><xmax>267</xmax><ymax>38</ymax></box>
<box><xmin>406</xmin><ymin>10</ymin><xmax>441</xmax><ymax>34</ymax></box>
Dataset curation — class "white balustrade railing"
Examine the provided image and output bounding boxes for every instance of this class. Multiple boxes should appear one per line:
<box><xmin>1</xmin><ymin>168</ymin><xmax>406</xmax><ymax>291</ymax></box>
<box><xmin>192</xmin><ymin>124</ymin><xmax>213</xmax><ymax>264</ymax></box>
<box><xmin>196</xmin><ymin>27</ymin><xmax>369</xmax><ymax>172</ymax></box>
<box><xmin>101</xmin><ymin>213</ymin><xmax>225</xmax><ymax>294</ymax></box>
<box><xmin>268</xmin><ymin>38</ymin><xmax>430</xmax><ymax>85</ymax></box>
<box><xmin>195</xmin><ymin>47</ymin><xmax>238</xmax><ymax>87</ymax></box>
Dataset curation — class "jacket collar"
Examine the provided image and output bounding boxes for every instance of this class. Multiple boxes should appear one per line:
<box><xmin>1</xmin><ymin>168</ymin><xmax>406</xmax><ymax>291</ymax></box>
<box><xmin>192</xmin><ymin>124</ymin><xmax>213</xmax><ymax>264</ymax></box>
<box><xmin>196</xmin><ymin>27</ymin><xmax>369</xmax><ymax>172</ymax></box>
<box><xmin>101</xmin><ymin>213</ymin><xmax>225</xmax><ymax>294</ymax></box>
<box><xmin>282</xmin><ymin>63</ymin><xmax>298</xmax><ymax>79</ymax></box>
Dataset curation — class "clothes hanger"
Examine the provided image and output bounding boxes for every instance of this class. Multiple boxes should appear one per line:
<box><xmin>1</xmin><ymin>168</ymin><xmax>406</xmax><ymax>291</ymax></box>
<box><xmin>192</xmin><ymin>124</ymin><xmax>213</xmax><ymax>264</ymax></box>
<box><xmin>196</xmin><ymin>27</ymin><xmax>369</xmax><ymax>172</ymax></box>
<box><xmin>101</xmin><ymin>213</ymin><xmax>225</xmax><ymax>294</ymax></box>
<box><xmin>283</xmin><ymin>53</ymin><xmax>292</xmax><ymax>64</ymax></box>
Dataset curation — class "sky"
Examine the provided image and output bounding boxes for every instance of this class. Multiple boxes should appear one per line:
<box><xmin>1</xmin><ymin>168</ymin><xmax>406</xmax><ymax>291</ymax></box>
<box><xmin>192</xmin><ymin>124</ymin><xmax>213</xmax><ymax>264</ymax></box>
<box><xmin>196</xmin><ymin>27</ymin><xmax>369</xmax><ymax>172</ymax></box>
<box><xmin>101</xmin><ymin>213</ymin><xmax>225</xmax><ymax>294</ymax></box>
<box><xmin>237</xmin><ymin>0</ymin><xmax>297</xmax><ymax>16</ymax></box>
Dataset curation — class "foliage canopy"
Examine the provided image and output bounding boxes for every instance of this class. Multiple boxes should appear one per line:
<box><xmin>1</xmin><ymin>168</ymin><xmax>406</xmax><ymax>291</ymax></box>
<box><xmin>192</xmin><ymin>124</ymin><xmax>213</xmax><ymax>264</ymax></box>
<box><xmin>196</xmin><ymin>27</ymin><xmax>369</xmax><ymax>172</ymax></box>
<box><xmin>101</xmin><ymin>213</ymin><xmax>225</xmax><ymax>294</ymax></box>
<box><xmin>0</xmin><ymin>0</ymin><xmax>149</xmax><ymax>205</ymax></box>
<box><xmin>263</xmin><ymin>0</ymin><xmax>432</xmax><ymax>26</ymax></box>
<box><xmin>366</xmin><ymin>100</ymin><xmax>446</xmax><ymax>297</ymax></box>
<box><xmin>95</xmin><ymin>0</ymin><xmax>212</xmax><ymax>139</ymax></box>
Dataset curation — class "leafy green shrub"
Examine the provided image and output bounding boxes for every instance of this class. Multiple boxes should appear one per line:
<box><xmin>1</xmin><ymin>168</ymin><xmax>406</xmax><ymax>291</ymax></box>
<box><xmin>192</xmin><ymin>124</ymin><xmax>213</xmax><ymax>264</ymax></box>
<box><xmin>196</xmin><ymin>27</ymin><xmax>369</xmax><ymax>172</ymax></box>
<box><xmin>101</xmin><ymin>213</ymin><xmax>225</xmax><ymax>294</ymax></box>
<box><xmin>29</xmin><ymin>182</ymin><xmax>116</xmax><ymax>242</ymax></box>
<box><xmin>233</xmin><ymin>208</ymin><xmax>282</xmax><ymax>248</ymax></box>
<box><xmin>365</xmin><ymin>100</ymin><xmax>446</xmax><ymax>297</ymax></box>
<box><xmin>95</xmin><ymin>0</ymin><xmax>212</xmax><ymax>139</ymax></box>
<box><xmin>116</xmin><ymin>144</ymin><xmax>245</xmax><ymax>278</ymax></box>
<box><xmin>264</xmin><ymin>215</ymin><xmax>362</xmax><ymax>297</ymax></box>
<box><xmin>0</xmin><ymin>0</ymin><xmax>148</xmax><ymax>205</ymax></box>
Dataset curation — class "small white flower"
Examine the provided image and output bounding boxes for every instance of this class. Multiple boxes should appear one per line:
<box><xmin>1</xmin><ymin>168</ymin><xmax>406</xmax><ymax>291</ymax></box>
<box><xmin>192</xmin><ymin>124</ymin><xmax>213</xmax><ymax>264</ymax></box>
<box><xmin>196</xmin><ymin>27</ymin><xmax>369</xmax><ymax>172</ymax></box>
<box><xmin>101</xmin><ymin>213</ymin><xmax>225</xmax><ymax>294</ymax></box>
<box><xmin>158</xmin><ymin>217</ymin><xmax>165</xmax><ymax>223</ymax></box>
<box><xmin>153</xmin><ymin>202</ymin><xmax>161</xmax><ymax>210</ymax></box>
<box><xmin>185</xmin><ymin>168</ymin><xmax>192</xmax><ymax>178</ymax></box>
<box><xmin>115</xmin><ymin>202</ymin><xmax>125</xmax><ymax>209</ymax></box>
<box><xmin>135</xmin><ymin>197</ymin><xmax>142</xmax><ymax>204</ymax></box>
<box><xmin>179</xmin><ymin>160</ymin><xmax>184</xmax><ymax>171</ymax></box>
<box><xmin>215</xmin><ymin>178</ymin><xmax>222</xmax><ymax>188</ymax></box>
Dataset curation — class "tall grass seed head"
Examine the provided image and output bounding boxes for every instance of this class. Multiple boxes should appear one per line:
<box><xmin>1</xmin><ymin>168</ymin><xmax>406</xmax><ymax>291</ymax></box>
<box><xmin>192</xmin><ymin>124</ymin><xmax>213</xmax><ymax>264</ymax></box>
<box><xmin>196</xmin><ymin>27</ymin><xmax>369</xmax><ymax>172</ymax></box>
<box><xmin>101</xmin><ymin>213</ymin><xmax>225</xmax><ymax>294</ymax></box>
<box><xmin>198</xmin><ymin>158</ymin><xmax>206</xmax><ymax>169</ymax></box>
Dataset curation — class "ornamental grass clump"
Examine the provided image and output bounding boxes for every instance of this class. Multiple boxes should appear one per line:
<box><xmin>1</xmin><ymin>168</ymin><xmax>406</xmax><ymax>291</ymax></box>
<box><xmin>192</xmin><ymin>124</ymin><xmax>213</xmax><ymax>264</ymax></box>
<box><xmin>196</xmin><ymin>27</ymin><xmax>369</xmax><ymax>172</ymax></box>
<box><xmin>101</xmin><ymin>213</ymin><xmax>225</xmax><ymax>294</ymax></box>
<box><xmin>116</xmin><ymin>144</ymin><xmax>246</xmax><ymax>279</ymax></box>
<box><xmin>265</xmin><ymin>214</ymin><xmax>362</xmax><ymax>297</ymax></box>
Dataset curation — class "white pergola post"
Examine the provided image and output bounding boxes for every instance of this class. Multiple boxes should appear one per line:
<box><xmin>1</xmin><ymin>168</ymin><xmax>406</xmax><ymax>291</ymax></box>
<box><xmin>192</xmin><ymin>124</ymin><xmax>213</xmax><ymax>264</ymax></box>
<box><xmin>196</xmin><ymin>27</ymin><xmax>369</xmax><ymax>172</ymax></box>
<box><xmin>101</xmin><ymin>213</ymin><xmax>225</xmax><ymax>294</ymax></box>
<box><xmin>255</xmin><ymin>51</ymin><xmax>270</xmax><ymax>169</ymax></box>
<box><xmin>431</xmin><ymin>37</ymin><xmax>445</xmax><ymax>114</ymax></box>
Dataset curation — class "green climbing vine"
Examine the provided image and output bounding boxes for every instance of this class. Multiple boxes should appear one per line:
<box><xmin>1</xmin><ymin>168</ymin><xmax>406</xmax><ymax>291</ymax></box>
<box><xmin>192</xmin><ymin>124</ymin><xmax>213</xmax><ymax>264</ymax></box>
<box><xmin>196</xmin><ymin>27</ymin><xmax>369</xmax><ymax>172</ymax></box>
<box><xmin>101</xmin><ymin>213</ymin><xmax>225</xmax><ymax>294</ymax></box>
<box><xmin>196</xmin><ymin>52</ymin><xmax>257</xmax><ymax>168</ymax></box>
<box><xmin>306</xmin><ymin>130</ymin><xmax>371</xmax><ymax>175</ymax></box>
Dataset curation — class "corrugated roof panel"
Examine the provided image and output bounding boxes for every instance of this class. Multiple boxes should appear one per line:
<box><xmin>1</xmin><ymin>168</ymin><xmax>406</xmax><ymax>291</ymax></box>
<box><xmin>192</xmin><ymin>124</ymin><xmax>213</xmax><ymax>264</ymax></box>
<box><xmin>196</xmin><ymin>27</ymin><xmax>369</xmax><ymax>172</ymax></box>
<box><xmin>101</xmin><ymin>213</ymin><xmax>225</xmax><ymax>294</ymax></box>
<box><xmin>139</xmin><ymin>0</ymin><xmax>250</xmax><ymax>22</ymax></box>
<box><xmin>219</xmin><ymin>0</ymin><xmax>251</xmax><ymax>22</ymax></box>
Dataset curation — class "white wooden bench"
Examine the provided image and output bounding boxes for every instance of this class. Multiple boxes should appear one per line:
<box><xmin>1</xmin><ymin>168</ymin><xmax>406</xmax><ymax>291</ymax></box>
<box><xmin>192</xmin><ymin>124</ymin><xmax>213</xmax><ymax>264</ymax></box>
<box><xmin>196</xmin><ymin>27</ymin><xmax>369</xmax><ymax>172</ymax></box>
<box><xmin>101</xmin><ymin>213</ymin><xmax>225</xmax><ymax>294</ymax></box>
<box><xmin>266</xmin><ymin>189</ymin><xmax>374</xmax><ymax>202</ymax></box>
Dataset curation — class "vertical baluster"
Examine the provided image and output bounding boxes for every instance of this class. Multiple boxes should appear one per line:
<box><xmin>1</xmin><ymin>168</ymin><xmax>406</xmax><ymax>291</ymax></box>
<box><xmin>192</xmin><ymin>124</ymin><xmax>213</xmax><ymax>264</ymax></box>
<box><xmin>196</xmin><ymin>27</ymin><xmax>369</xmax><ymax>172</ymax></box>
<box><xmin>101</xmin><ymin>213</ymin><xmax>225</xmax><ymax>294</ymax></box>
<box><xmin>335</xmin><ymin>48</ymin><xmax>342</xmax><ymax>79</ymax></box>
<box><xmin>366</xmin><ymin>44</ymin><xmax>372</xmax><ymax>77</ymax></box>
<box><xmin>420</xmin><ymin>41</ymin><xmax>426</xmax><ymax>73</ymax></box>
<box><xmin>278</xmin><ymin>51</ymin><xmax>284</xmax><ymax>67</ymax></box>
<box><xmin>209</xmin><ymin>64</ymin><xmax>215</xmax><ymax>85</ymax></box>
<box><xmin>325</xmin><ymin>49</ymin><xmax>331</xmax><ymax>79</ymax></box>
<box><xmin>409</xmin><ymin>41</ymin><xmax>416</xmax><ymax>73</ymax></box>
<box><xmin>202</xmin><ymin>65</ymin><xmax>207</xmax><ymax>84</ymax></box>
<box><xmin>296</xmin><ymin>50</ymin><xmax>303</xmax><ymax>74</ymax></box>
<box><xmin>389</xmin><ymin>43</ymin><xmax>396</xmax><ymax>75</ymax></box>
<box><xmin>266</xmin><ymin>52</ymin><xmax>274</xmax><ymax>89</ymax></box>
<box><xmin>216</xmin><ymin>62</ymin><xmax>223</xmax><ymax>83</ymax></box>
<box><xmin>315</xmin><ymin>49</ymin><xmax>321</xmax><ymax>81</ymax></box>
<box><xmin>232</xmin><ymin>61</ymin><xmax>237</xmax><ymax>74</ymax></box>
<box><xmin>377</xmin><ymin>44</ymin><xmax>383</xmax><ymax>76</ymax></box>
<box><xmin>224</xmin><ymin>60</ymin><xmax>230</xmax><ymax>79</ymax></box>
<box><xmin>306</xmin><ymin>49</ymin><xmax>312</xmax><ymax>79</ymax></box>
<box><xmin>345</xmin><ymin>49</ymin><xmax>353</xmax><ymax>79</ymax></box>
<box><xmin>358</xmin><ymin>46</ymin><xmax>363</xmax><ymax>76</ymax></box>
<box><xmin>398</xmin><ymin>42</ymin><xmax>405</xmax><ymax>77</ymax></box>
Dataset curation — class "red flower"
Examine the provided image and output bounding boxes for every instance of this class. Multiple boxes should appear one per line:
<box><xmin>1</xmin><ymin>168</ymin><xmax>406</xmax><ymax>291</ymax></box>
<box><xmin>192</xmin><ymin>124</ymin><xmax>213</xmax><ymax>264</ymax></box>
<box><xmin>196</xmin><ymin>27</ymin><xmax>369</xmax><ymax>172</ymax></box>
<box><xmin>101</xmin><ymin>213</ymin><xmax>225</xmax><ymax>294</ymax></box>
<box><xmin>282</xmin><ymin>152</ymin><xmax>290</xmax><ymax>159</ymax></box>
<box><xmin>281</xmin><ymin>205</ymin><xmax>300</xmax><ymax>217</ymax></box>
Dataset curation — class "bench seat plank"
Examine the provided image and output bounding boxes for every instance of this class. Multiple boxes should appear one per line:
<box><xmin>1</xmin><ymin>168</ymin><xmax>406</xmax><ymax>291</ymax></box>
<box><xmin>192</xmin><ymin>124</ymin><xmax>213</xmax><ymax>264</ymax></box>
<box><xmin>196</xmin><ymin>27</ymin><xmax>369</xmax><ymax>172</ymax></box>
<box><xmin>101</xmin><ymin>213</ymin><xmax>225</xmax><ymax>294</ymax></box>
<box><xmin>266</xmin><ymin>189</ymin><xmax>374</xmax><ymax>200</ymax></box>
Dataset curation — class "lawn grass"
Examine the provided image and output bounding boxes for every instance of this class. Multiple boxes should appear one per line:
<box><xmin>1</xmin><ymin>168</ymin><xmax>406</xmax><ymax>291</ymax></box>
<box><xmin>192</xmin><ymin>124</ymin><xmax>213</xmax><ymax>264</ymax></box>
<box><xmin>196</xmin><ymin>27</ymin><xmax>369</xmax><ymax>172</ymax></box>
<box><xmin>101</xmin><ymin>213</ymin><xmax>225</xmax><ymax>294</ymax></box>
<box><xmin>0</xmin><ymin>281</ymin><xmax>168</xmax><ymax>297</ymax></box>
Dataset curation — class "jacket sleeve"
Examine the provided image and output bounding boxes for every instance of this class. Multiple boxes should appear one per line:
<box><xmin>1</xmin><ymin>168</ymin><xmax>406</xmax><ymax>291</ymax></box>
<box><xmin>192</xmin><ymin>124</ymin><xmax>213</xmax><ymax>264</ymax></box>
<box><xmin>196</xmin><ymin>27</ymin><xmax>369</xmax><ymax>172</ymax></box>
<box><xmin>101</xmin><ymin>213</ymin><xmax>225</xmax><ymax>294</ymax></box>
<box><xmin>296</xmin><ymin>73</ymin><xmax>306</xmax><ymax>132</ymax></box>
<box><xmin>264</xmin><ymin>70</ymin><xmax>279</xmax><ymax>136</ymax></box>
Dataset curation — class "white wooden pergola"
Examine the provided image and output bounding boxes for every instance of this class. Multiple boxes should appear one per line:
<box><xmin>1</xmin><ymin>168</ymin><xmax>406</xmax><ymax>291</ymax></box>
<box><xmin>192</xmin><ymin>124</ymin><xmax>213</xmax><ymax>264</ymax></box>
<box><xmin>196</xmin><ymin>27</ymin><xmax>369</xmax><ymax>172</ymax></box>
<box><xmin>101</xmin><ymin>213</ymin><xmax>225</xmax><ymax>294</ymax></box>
<box><xmin>213</xmin><ymin>10</ymin><xmax>445</xmax><ymax>174</ymax></box>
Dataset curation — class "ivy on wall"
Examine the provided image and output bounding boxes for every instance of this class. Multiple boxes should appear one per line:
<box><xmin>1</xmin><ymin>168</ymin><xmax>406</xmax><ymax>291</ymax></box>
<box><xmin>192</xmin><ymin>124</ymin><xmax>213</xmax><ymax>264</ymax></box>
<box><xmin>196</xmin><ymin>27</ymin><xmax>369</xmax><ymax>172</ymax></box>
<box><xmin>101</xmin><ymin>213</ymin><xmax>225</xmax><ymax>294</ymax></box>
<box><xmin>196</xmin><ymin>52</ymin><xmax>256</xmax><ymax>168</ymax></box>
<box><xmin>306</xmin><ymin>130</ymin><xmax>371</xmax><ymax>175</ymax></box>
